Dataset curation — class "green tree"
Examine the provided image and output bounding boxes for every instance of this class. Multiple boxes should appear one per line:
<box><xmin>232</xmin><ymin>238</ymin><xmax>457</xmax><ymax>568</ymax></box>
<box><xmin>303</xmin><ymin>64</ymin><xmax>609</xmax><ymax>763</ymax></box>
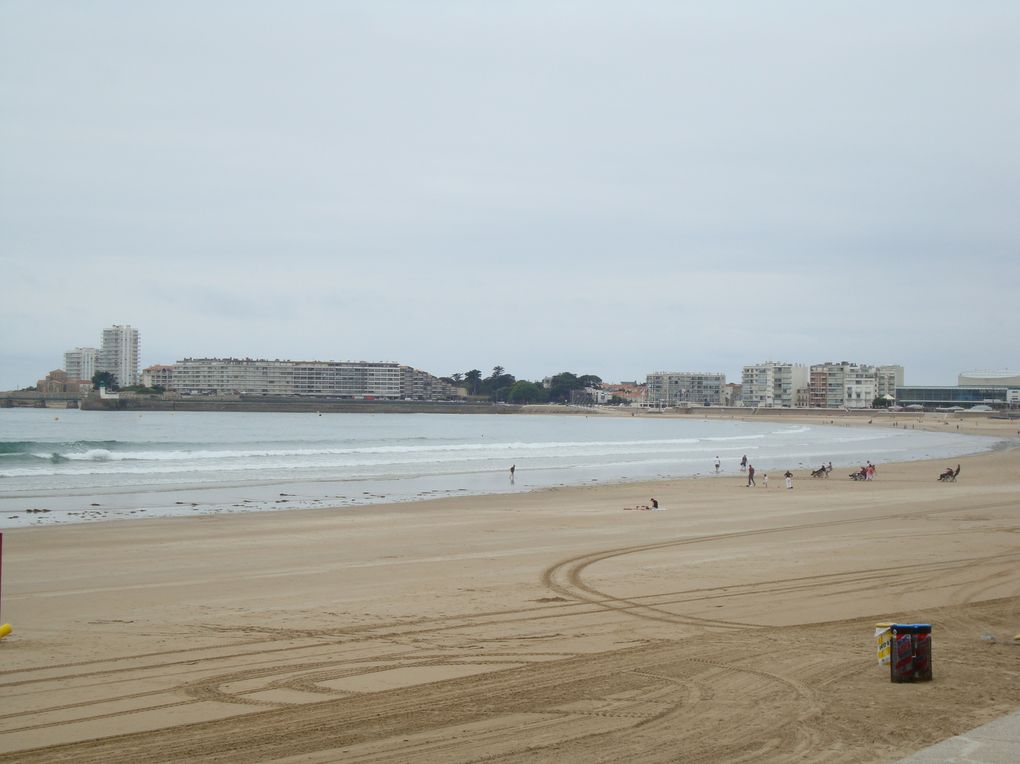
<box><xmin>121</xmin><ymin>384</ymin><xmax>164</xmax><ymax>395</ymax></box>
<box><xmin>464</xmin><ymin>369</ymin><xmax>483</xmax><ymax>396</ymax></box>
<box><xmin>91</xmin><ymin>371</ymin><xmax>117</xmax><ymax>390</ymax></box>
<box><xmin>507</xmin><ymin>380</ymin><xmax>548</xmax><ymax>404</ymax></box>
<box><xmin>547</xmin><ymin>372</ymin><xmax>580</xmax><ymax>403</ymax></box>
<box><xmin>480</xmin><ymin>368</ymin><xmax>516</xmax><ymax>401</ymax></box>
<box><xmin>872</xmin><ymin>396</ymin><xmax>892</xmax><ymax>409</ymax></box>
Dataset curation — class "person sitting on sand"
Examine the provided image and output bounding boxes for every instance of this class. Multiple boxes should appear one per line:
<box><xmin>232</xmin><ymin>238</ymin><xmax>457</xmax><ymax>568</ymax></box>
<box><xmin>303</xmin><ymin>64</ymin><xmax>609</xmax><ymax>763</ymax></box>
<box><xmin>625</xmin><ymin>498</ymin><xmax>663</xmax><ymax>511</ymax></box>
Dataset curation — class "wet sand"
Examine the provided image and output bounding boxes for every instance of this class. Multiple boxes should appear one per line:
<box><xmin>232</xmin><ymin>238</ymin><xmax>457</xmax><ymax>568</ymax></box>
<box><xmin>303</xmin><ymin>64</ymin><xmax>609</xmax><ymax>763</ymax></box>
<box><xmin>1</xmin><ymin>414</ymin><xmax>1019</xmax><ymax>762</ymax></box>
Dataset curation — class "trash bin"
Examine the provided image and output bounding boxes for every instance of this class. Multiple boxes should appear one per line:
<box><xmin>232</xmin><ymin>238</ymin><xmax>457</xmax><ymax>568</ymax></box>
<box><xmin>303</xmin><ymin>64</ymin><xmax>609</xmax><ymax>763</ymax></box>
<box><xmin>912</xmin><ymin>626</ymin><xmax>932</xmax><ymax>681</ymax></box>
<box><xmin>889</xmin><ymin>623</ymin><xmax>932</xmax><ymax>683</ymax></box>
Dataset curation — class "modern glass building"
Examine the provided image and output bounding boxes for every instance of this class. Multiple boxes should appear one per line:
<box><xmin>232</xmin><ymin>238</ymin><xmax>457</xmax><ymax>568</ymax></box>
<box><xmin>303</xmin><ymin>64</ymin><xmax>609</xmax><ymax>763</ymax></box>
<box><xmin>895</xmin><ymin>386</ymin><xmax>1019</xmax><ymax>408</ymax></box>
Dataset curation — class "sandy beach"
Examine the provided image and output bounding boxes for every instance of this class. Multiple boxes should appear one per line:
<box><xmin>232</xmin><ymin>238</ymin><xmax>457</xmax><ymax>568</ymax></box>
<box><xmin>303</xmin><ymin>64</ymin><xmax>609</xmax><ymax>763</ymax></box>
<box><xmin>1</xmin><ymin>413</ymin><xmax>1019</xmax><ymax>763</ymax></box>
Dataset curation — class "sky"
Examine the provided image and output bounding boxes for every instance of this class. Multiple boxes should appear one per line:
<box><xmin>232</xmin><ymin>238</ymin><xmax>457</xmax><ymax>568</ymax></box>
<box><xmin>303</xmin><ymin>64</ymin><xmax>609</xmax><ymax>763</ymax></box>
<box><xmin>2</xmin><ymin>1</ymin><xmax>1018</xmax><ymax>391</ymax></box>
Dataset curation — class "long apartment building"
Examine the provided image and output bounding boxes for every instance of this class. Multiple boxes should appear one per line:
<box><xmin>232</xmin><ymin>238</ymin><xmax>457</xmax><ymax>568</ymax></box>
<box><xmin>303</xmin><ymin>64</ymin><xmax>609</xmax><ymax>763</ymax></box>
<box><xmin>151</xmin><ymin>358</ymin><xmax>454</xmax><ymax>400</ymax></box>
<box><xmin>741</xmin><ymin>362</ymin><xmax>809</xmax><ymax>408</ymax></box>
<box><xmin>645</xmin><ymin>371</ymin><xmax>726</xmax><ymax>407</ymax></box>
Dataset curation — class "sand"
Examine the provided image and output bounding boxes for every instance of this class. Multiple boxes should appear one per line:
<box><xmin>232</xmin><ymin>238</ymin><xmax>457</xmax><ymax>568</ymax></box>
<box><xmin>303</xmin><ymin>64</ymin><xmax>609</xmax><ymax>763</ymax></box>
<box><xmin>1</xmin><ymin>413</ymin><xmax>1019</xmax><ymax>763</ymax></box>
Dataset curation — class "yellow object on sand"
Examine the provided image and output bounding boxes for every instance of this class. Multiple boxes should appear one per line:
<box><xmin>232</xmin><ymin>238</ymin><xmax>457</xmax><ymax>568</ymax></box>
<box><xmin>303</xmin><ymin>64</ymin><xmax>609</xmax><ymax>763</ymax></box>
<box><xmin>0</xmin><ymin>624</ymin><xmax>11</xmax><ymax>640</ymax></box>
<box><xmin>875</xmin><ymin>623</ymin><xmax>894</xmax><ymax>666</ymax></box>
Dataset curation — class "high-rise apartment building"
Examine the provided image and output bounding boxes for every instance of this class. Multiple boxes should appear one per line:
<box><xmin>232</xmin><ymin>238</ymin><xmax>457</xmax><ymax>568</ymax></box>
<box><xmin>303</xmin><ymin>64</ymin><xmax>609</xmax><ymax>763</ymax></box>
<box><xmin>809</xmin><ymin>361</ymin><xmax>883</xmax><ymax>408</ymax></box>
<box><xmin>876</xmin><ymin>365</ymin><xmax>904</xmax><ymax>399</ymax></box>
<box><xmin>645</xmin><ymin>371</ymin><xmax>726</xmax><ymax>407</ymax></box>
<box><xmin>99</xmin><ymin>324</ymin><xmax>140</xmax><ymax>387</ymax></box>
<box><xmin>741</xmin><ymin>362</ymin><xmax>809</xmax><ymax>408</ymax></box>
<box><xmin>63</xmin><ymin>347</ymin><xmax>98</xmax><ymax>382</ymax></box>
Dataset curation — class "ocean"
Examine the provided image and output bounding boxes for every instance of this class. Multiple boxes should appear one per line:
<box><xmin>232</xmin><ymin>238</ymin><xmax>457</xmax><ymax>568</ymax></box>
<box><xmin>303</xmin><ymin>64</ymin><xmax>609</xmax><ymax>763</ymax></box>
<box><xmin>0</xmin><ymin>408</ymin><xmax>999</xmax><ymax>527</ymax></box>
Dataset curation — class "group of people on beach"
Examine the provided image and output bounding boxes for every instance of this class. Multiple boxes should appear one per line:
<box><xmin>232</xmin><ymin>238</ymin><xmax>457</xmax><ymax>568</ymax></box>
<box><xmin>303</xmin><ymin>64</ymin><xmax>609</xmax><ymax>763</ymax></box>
<box><xmin>617</xmin><ymin>448</ymin><xmax>883</xmax><ymax>513</ymax></box>
<box><xmin>850</xmin><ymin>462</ymin><xmax>877</xmax><ymax>481</ymax></box>
<box><xmin>738</xmin><ymin>454</ymin><xmax>794</xmax><ymax>489</ymax></box>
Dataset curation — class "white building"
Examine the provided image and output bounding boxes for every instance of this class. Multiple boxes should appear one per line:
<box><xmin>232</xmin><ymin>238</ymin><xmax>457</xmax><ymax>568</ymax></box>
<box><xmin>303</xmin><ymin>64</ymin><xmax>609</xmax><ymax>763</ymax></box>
<box><xmin>959</xmin><ymin>370</ymin><xmax>1020</xmax><ymax>387</ymax></box>
<box><xmin>876</xmin><ymin>365</ymin><xmax>904</xmax><ymax>398</ymax></box>
<box><xmin>165</xmin><ymin>358</ymin><xmax>453</xmax><ymax>400</ymax></box>
<box><xmin>99</xmin><ymin>324</ymin><xmax>140</xmax><ymax>387</ymax></box>
<box><xmin>645</xmin><ymin>371</ymin><xmax>726</xmax><ymax>407</ymax></box>
<box><xmin>64</xmin><ymin>347</ymin><xmax>98</xmax><ymax>382</ymax></box>
<box><xmin>741</xmin><ymin>362</ymin><xmax>808</xmax><ymax>408</ymax></box>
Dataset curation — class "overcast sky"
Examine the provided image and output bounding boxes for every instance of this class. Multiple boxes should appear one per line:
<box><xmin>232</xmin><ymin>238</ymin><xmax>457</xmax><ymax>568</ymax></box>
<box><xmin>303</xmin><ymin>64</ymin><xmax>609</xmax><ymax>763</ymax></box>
<box><xmin>2</xmin><ymin>1</ymin><xmax>1018</xmax><ymax>391</ymax></box>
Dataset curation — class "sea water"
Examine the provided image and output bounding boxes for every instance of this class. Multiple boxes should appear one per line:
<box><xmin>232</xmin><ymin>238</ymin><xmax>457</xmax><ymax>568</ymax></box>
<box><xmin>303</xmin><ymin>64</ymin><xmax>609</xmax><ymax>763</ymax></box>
<box><xmin>0</xmin><ymin>408</ymin><xmax>1000</xmax><ymax>527</ymax></box>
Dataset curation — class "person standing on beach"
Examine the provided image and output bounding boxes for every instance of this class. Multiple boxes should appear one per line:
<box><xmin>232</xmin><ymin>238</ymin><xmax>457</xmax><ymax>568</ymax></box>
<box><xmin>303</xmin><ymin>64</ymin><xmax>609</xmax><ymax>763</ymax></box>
<box><xmin>714</xmin><ymin>456</ymin><xmax>721</xmax><ymax>474</ymax></box>
<box><xmin>747</xmin><ymin>464</ymin><xmax>756</xmax><ymax>487</ymax></box>
<box><xmin>740</xmin><ymin>455</ymin><xmax>747</xmax><ymax>472</ymax></box>
<box><xmin>510</xmin><ymin>464</ymin><xmax>515</xmax><ymax>484</ymax></box>
<box><xmin>785</xmin><ymin>470</ymin><xmax>794</xmax><ymax>489</ymax></box>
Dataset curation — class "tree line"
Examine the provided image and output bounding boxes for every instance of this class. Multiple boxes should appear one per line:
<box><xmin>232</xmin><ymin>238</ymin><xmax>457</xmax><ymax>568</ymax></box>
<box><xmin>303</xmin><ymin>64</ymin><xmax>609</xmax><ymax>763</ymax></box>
<box><xmin>443</xmin><ymin>368</ymin><xmax>605</xmax><ymax>404</ymax></box>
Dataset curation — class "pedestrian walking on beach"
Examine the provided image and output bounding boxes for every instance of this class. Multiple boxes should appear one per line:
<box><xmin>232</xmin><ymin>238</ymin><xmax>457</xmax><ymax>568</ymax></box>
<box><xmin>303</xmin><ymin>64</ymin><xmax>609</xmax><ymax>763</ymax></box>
<box><xmin>740</xmin><ymin>455</ymin><xmax>747</xmax><ymax>472</ymax></box>
<box><xmin>747</xmin><ymin>464</ymin><xmax>756</xmax><ymax>487</ymax></box>
<box><xmin>785</xmin><ymin>470</ymin><xmax>793</xmax><ymax>489</ymax></box>
<box><xmin>510</xmin><ymin>464</ymin><xmax>515</xmax><ymax>484</ymax></box>
<box><xmin>762</xmin><ymin>473</ymin><xmax>768</xmax><ymax>488</ymax></box>
<box><xmin>714</xmin><ymin>456</ymin><xmax>721</xmax><ymax>474</ymax></box>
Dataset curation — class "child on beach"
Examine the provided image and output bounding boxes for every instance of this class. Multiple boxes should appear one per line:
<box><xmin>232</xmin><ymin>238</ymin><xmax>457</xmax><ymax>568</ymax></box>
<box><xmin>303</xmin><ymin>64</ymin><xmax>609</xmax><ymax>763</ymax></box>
<box><xmin>762</xmin><ymin>473</ymin><xmax>768</xmax><ymax>488</ymax></box>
